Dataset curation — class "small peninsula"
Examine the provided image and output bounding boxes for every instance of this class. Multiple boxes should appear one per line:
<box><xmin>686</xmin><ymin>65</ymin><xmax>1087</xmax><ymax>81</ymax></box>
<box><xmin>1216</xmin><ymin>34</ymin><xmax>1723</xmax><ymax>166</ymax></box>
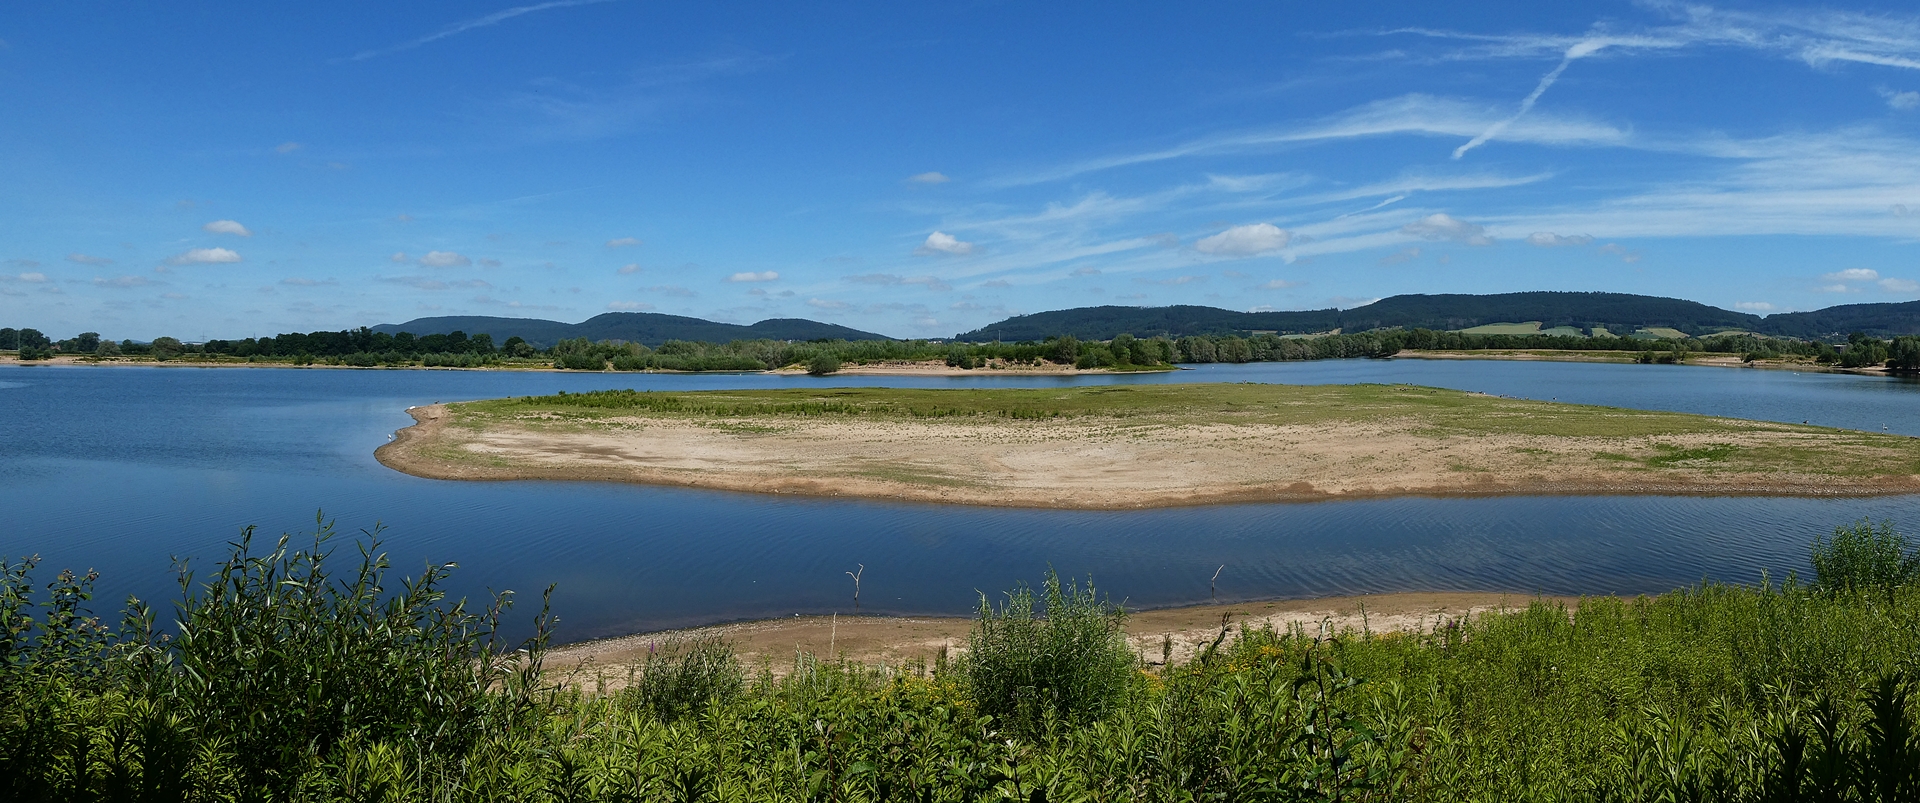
<box><xmin>376</xmin><ymin>383</ymin><xmax>1920</xmax><ymax>508</ymax></box>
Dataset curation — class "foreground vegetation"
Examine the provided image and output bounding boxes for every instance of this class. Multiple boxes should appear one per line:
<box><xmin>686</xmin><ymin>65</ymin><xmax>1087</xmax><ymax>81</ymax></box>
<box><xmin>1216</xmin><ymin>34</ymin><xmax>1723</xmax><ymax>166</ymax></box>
<box><xmin>5</xmin><ymin>517</ymin><xmax>1920</xmax><ymax>801</ymax></box>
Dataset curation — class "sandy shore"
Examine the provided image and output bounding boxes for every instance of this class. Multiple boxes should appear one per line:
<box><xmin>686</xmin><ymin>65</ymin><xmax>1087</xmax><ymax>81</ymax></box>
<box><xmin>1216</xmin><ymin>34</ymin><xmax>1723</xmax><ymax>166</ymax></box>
<box><xmin>376</xmin><ymin>385</ymin><xmax>1920</xmax><ymax>509</ymax></box>
<box><xmin>549</xmin><ymin>591</ymin><xmax>1569</xmax><ymax>685</ymax></box>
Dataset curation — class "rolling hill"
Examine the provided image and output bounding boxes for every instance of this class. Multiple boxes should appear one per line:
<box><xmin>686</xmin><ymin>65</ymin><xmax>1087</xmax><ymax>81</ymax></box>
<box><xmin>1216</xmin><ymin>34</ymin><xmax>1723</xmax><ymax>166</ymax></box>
<box><xmin>951</xmin><ymin>293</ymin><xmax>1920</xmax><ymax>341</ymax></box>
<box><xmin>372</xmin><ymin>313</ymin><xmax>889</xmax><ymax>347</ymax></box>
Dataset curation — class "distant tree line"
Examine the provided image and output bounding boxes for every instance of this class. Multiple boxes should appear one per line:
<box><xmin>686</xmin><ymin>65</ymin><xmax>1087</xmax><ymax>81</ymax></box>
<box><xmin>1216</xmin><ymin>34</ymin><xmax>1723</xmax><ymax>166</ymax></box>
<box><xmin>7</xmin><ymin>322</ymin><xmax>1919</xmax><ymax>372</ymax></box>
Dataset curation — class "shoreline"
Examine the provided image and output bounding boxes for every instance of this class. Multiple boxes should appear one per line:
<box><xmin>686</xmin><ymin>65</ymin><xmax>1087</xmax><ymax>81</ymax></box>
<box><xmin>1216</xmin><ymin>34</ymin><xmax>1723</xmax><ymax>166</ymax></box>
<box><xmin>3</xmin><ymin>351</ymin><xmax>1899</xmax><ymax>378</ymax></box>
<box><xmin>0</xmin><ymin>354</ymin><xmax>1161</xmax><ymax>378</ymax></box>
<box><xmin>375</xmin><ymin>387</ymin><xmax>1920</xmax><ymax>510</ymax></box>
<box><xmin>549</xmin><ymin>591</ymin><xmax>1578</xmax><ymax>682</ymax></box>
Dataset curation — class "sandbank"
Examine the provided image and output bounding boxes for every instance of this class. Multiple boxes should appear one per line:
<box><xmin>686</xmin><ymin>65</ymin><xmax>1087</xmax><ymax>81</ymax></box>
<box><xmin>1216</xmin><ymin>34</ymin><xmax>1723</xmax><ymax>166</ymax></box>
<box><xmin>375</xmin><ymin>383</ymin><xmax>1920</xmax><ymax>509</ymax></box>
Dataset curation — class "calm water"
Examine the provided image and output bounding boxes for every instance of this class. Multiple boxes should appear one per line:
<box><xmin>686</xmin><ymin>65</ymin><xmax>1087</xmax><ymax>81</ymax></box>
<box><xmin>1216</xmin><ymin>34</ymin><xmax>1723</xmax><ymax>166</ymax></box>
<box><xmin>2</xmin><ymin>360</ymin><xmax>1917</xmax><ymax>641</ymax></box>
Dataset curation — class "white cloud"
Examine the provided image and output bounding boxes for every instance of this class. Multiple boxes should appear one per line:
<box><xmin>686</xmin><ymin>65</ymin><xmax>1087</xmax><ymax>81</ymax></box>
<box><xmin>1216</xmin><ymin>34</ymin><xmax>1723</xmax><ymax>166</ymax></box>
<box><xmin>66</xmin><ymin>253</ymin><xmax>113</xmax><ymax>265</ymax></box>
<box><xmin>727</xmin><ymin>270</ymin><xmax>779</xmax><ymax>282</ymax></box>
<box><xmin>1525</xmin><ymin>232</ymin><xmax>1594</xmax><ymax>247</ymax></box>
<box><xmin>907</xmin><ymin>171</ymin><xmax>950</xmax><ymax>184</ymax></box>
<box><xmin>167</xmin><ymin>247</ymin><xmax>243</xmax><ymax>265</ymax></box>
<box><xmin>1734</xmin><ymin>301</ymin><xmax>1776</xmax><ymax>311</ymax></box>
<box><xmin>280</xmin><ymin>277</ymin><xmax>336</xmax><ymax>286</ymax></box>
<box><xmin>1195</xmin><ymin>223</ymin><xmax>1292</xmax><ymax>257</ymax></box>
<box><xmin>1259</xmin><ymin>279</ymin><xmax>1304</xmax><ymax>289</ymax></box>
<box><xmin>390</xmin><ymin>251</ymin><xmax>409</xmax><ymax>263</ymax></box>
<box><xmin>91</xmin><ymin>276</ymin><xmax>154</xmax><ymax>288</ymax></box>
<box><xmin>1378</xmin><ymin>247</ymin><xmax>1423</xmax><ymax>266</ymax></box>
<box><xmin>806</xmin><ymin>298</ymin><xmax>851</xmax><ymax>310</ymax></box>
<box><xmin>915</xmin><ymin>231</ymin><xmax>976</xmax><ymax>256</ymax></box>
<box><xmin>1402</xmin><ymin>213</ymin><xmax>1494</xmax><ymax>245</ymax></box>
<box><xmin>395</xmin><ymin>213</ymin><xmax>415</xmax><ymax>222</ymax></box>
<box><xmin>17</xmin><ymin>272</ymin><xmax>47</xmax><ymax>282</ymax></box>
<box><xmin>645</xmin><ymin>284</ymin><xmax>694</xmax><ymax>297</ymax></box>
<box><xmin>1138</xmin><ymin>275</ymin><xmax>1205</xmax><ymax>286</ymax></box>
<box><xmin>275</xmin><ymin>142</ymin><xmax>302</xmax><ymax>154</ymax></box>
<box><xmin>1882</xmin><ymin>277</ymin><xmax>1920</xmax><ymax>292</ymax></box>
<box><xmin>1071</xmin><ymin>267</ymin><xmax>1101</xmax><ymax>276</ymax></box>
<box><xmin>1882</xmin><ymin>88</ymin><xmax>1920</xmax><ymax>110</ymax></box>
<box><xmin>607</xmin><ymin>301</ymin><xmax>655</xmax><ymax>311</ymax></box>
<box><xmin>1823</xmin><ymin>268</ymin><xmax>1880</xmax><ymax>281</ymax></box>
<box><xmin>418</xmin><ymin>250</ymin><xmax>472</xmax><ymax>268</ymax></box>
<box><xmin>203</xmin><ymin>220</ymin><xmax>252</xmax><ymax>237</ymax></box>
<box><xmin>605</xmin><ymin>237</ymin><xmax>641</xmax><ymax>248</ymax></box>
<box><xmin>378</xmin><ymin>276</ymin><xmax>492</xmax><ymax>291</ymax></box>
<box><xmin>998</xmin><ymin>94</ymin><xmax>1625</xmax><ymax>186</ymax></box>
<box><xmin>1816</xmin><ymin>284</ymin><xmax>1851</xmax><ymax>293</ymax></box>
<box><xmin>844</xmin><ymin>273</ymin><xmax>953</xmax><ymax>291</ymax></box>
<box><xmin>617</xmin><ymin>263</ymin><xmax>642</xmax><ymax>274</ymax></box>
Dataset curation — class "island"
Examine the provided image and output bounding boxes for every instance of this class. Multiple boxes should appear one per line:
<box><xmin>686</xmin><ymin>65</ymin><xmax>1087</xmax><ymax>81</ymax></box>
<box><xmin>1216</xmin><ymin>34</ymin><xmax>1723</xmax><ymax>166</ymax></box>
<box><xmin>375</xmin><ymin>383</ymin><xmax>1920</xmax><ymax>508</ymax></box>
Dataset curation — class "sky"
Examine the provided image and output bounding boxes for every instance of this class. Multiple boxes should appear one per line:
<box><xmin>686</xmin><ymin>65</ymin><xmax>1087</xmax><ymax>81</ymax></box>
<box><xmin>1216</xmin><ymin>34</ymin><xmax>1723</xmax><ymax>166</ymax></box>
<box><xmin>5</xmin><ymin>2</ymin><xmax>1920</xmax><ymax>341</ymax></box>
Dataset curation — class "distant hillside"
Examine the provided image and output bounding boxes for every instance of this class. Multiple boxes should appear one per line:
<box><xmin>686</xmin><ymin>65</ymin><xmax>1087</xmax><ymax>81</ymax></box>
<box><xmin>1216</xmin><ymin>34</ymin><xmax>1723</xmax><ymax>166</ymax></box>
<box><xmin>952</xmin><ymin>305</ymin><xmax>1344</xmax><ymax>342</ymax></box>
<box><xmin>953</xmin><ymin>292</ymin><xmax>1920</xmax><ymax>342</ymax></box>
<box><xmin>1754</xmin><ymin>300</ymin><xmax>1920</xmax><ymax>339</ymax></box>
<box><xmin>373</xmin><ymin>313</ymin><xmax>889</xmax><ymax>347</ymax></box>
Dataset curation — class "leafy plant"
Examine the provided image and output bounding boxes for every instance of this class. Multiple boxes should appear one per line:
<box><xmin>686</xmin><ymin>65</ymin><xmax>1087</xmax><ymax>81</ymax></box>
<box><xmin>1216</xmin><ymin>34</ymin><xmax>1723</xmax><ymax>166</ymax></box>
<box><xmin>1811</xmin><ymin>519</ymin><xmax>1920</xmax><ymax>595</ymax></box>
<box><xmin>966</xmin><ymin>569</ymin><xmax>1134</xmax><ymax>739</ymax></box>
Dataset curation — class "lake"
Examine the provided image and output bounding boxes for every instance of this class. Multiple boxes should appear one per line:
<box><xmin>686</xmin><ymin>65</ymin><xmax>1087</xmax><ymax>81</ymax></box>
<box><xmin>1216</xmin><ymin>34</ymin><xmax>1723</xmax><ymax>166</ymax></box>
<box><xmin>2</xmin><ymin>359</ymin><xmax>1917</xmax><ymax>641</ymax></box>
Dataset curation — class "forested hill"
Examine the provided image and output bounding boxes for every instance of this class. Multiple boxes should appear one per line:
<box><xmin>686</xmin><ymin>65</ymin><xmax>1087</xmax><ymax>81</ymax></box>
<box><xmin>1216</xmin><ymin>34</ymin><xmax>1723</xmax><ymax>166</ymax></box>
<box><xmin>372</xmin><ymin>313</ymin><xmax>889</xmax><ymax>347</ymax></box>
<box><xmin>1754</xmin><ymin>300</ymin><xmax>1920</xmax><ymax>339</ymax></box>
<box><xmin>952</xmin><ymin>292</ymin><xmax>1920</xmax><ymax>341</ymax></box>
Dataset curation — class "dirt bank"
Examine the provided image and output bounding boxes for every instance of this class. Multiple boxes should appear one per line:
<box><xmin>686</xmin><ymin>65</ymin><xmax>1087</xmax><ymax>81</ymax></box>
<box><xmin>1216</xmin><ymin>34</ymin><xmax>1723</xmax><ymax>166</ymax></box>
<box><xmin>548</xmin><ymin>591</ymin><xmax>1571</xmax><ymax>685</ymax></box>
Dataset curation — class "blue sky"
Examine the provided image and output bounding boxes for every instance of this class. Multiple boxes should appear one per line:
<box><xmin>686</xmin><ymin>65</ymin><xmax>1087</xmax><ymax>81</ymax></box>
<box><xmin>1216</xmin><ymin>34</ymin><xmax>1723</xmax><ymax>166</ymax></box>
<box><xmin>5</xmin><ymin>2</ymin><xmax>1920</xmax><ymax>340</ymax></box>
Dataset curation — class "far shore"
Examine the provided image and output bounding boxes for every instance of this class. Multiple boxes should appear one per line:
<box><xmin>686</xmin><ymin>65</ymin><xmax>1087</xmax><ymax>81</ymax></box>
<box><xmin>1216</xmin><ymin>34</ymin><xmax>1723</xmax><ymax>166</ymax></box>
<box><xmin>0</xmin><ymin>354</ymin><xmax>1160</xmax><ymax>378</ymax></box>
<box><xmin>550</xmin><ymin>591</ymin><xmax>1577</xmax><ymax>684</ymax></box>
<box><xmin>2</xmin><ymin>351</ymin><xmax>1895</xmax><ymax>377</ymax></box>
<box><xmin>376</xmin><ymin>384</ymin><xmax>1920</xmax><ymax>510</ymax></box>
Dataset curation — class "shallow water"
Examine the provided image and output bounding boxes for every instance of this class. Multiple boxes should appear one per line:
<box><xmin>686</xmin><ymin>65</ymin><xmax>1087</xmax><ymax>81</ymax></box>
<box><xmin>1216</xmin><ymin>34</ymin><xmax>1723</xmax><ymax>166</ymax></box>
<box><xmin>2</xmin><ymin>359</ymin><xmax>1916</xmax><ymax>641</ymax></box>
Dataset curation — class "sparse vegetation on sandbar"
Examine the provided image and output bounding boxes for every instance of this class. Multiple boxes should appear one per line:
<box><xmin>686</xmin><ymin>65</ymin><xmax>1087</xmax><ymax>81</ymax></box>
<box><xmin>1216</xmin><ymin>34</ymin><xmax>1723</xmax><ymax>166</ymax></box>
<box><xmin>377</xmin><ymin>383</ymin><xmax>1920</xmax><ymax>508</ymax></box>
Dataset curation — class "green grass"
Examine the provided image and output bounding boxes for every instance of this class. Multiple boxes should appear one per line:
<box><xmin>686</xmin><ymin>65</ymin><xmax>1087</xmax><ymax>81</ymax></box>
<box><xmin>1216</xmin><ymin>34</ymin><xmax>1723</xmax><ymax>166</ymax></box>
<box><xmin>1456</xmin><ymin>321</ymin><xmax>1547</xmax><ymax>335</ymax></box>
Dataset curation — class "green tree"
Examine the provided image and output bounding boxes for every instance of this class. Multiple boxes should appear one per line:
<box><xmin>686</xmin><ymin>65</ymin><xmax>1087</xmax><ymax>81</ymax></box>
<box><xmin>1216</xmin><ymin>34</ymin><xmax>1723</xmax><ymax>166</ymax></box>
<box><xmin>74</xmin><ymin>332</ymin><xmax>101</xmax><ymax>353</ymax></box>
<box><xmin>0</xmin><ymin>328</ymin><xmax>16</xmax><ymax>350</ymax></box>
<box><xmin>150</xmin><ymin>336</ymin><xmax>184</xmax><ymax>361</ymax></box>
<box><xmin>1885</xmin><ymin>336</ymin><xmax>1920</xmax><ymax>371</ymax></box>
<box><xmin>806</xmin><ymin>353</ymin><xmax>841</xmax><ymax>376</ymax></box>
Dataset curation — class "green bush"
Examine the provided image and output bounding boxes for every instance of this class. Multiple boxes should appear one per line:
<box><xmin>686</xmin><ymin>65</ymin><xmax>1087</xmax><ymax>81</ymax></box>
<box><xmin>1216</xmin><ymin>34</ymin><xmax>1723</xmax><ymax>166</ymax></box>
<box><xmin>966</xmin><ymin>570</ymin><xmax>1134</xmax><ymax>738</ymax></box>
<box><xmin>617</xmin><ymin>633</ymin><xmax>744</xmax><ymax>721</ymax></box>
<box><xmin>557</xmin><ymin>352</ymin><xmax>606</xmax><ymax>370</ymax></box>
<box><xmin>806</xmin><ymin>354</ymin><xmax>841</xmax><ymax>375</ymax></box>
<box><xmin>1812</xmin><ymin>519</ymin><xmax>1920</xmax><ymax>594</ymax></box>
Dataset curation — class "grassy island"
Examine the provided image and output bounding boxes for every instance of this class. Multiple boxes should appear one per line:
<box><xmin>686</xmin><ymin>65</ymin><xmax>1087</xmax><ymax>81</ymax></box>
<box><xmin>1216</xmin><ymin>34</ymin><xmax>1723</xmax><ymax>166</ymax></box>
<box><xmin>377</xmin><ymin>383</ymin><xmax>1920</xmax><ymax>507</ymax></box>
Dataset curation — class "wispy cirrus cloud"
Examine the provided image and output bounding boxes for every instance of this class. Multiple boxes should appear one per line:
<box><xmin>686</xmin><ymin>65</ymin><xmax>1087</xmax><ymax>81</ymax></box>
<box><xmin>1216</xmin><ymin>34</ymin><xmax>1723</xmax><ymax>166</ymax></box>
<box><xmin>347</xmin><ymin>0</ymin><xmax>618</xmax><ymax>61</ymax></box>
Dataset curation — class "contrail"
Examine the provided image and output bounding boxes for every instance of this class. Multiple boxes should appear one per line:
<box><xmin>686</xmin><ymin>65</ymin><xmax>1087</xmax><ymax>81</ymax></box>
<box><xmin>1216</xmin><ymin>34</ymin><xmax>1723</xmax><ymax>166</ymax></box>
<box><xmin>349</xmin><ymin>0</ymin><xmax>618</xmax><ymax>62</ymax></box>
<box><xmin>1454</xmin><ymin>39</ymin><xmax>1609</xmax><ymax>160</ymax></box>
